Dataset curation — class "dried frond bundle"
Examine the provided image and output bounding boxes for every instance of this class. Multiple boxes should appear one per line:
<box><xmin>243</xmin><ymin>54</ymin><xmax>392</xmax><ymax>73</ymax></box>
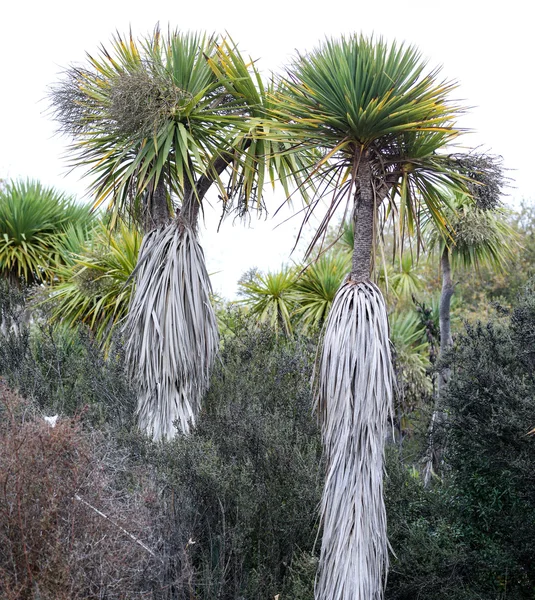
<box><xmin>125</xmin><ymin>222</ymin><xmax>218</xmax><ymax>440</ymax></box>
<box><xmin>314</xmin><ymin>280</ymin><xmax>394</xmax><ymax>600</ymax></box>
<box><xmin>108</xmin><ymin>69</ymin><xmax>193</xmax><ymax>139</ymax></box>
<box><xmin>449</xmin><ymin>152</ymin><xmax>506</xmax><ymax>210</ymax></box>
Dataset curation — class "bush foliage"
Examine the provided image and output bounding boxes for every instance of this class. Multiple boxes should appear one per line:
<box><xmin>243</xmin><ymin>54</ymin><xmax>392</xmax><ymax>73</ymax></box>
<box><xmin>143</xmin><ymin>316</ymin><xmax>323</xmax><ymax>599</ymax></box>
<box><xmin>0</xmin><ymin>385</ymin><xmax>160</xmax><ymax>599</ymax></box>
<box><xmin>1</xmin><ymin>279</ymin><xmax>535</xmax><ymax>598</ymax></box>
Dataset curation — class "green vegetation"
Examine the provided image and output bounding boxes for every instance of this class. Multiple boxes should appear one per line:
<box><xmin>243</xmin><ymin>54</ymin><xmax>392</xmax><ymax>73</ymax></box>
<box><xmin>2</xmin><ymin>278</ymin><xmax>534</xmax><ymax>598</ymax></box>
<box><xmin>0</xmin><ymin>179</ymin><xmax>94</xmax><ymax>285</ymax></box>
<box><xmin>47</xmin><ymin>220</ymin><xmax>141</xmax><ymax>347</ymax></box>
<box><xmin>1</xmin><ymin>28</ymin><xmax>533</xmax><ymax>600</ymax></box>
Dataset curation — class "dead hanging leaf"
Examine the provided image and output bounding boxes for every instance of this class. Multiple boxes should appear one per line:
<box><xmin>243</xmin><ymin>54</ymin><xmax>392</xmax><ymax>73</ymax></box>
<box><xmin>527</xmin><ymin>427</ymin><xmax>535</xmax><ymax>436</ymax></box>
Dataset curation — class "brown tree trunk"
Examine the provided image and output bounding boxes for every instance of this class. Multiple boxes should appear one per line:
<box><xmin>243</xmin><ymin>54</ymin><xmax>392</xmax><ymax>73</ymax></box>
<box><xmin>143</xmin><ymin>179</ymin><xmax>171</xmax><ymax>232</ymax></box>
<box><xmin>179</xmin><ymin>184</ymin><xmax>201</xmax><ymax>232</ymax></box>
<box><xmin>351</xmin><ymin>155</ymin><xmax>375</xmax><ymax>282</ymax></box>
<box><xmin>177</xmin><ymin>153</ymin><xmax>234</xmax><ymax>233</ymax></box>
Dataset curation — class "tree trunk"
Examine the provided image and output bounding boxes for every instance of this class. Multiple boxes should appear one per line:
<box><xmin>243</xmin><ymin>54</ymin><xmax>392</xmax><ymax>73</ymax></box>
<box><xmin>351</xmin><ymin>156</ymin><xmax>375</xmax><ymax>282</ymax></box>
<box><xmin>423</xmin><ymin>247</ymin><xmax>453</xmax><ymax>486</ymax></box>
<box><xmin>179</xmin><ymin>185</ymin><xmax>201</xmax><ymax>232</ymax></box>
<box><xmin>438</xmin><ymin>247</ymin><xmax>454</xmax><ymax>392</ymax></box>
<box><xmin>316</xmin><ymin>153</ymin><xmax>395</xmax><ymax>600</ymax></box>
<box><xmin>143</xmin><ymin>179</ymin><xmax>171</xmax><ymax>232</ymax></box>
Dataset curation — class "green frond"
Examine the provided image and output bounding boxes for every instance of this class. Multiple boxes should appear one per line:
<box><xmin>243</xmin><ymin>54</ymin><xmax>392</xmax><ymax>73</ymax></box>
<box><xmin>277</xmin><ymin>35</ymin><xmax>463</xmax><ymax>148</ymax></box>
<box><xmin>51</xmin><ymin>29</ymin><xmax>316</xmax><ymax>224</ymax></box>
<box><xmin>294</xmin><ymin>252</ymin><xmax>351</xmax><ymax>328</ymax></box>
<box><xmin>239</xmin><ymin>266</ymin><xmax>298</xmax><ymax>335</ymax></box>
<box><xmin>271</xmin><ymin>35</ymin><xmax>467</xmax><ymax>251</ymax></box>
<box><xmin>0</xmin><ymin>179</ymin><xmax>94</xmax><ymax>285</ymax></box>
<box><xmin>388</xmin><ymin>253</ymin><xmax>425</xmax><ymax>302</ymax></box>
<box><xmin>389</xmin><ymin>309</ymin><xmax>432</xmax><ymax>403</ymax></box>
<box><xmin>47</xmin><ymin>220</ymin><xmax>141</xmax><ymax>347</ymax></box>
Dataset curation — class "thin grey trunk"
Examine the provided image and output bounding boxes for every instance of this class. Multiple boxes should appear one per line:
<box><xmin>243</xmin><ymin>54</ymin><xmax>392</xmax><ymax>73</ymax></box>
<box><xmin>438</xmin><ymin>247</ymin><xmax>454</xmax><ymax>392</ymax></box>
<box><xmin>423</xmin><ymin>247</ymin><xmax>453</xmax><ymax>486</ymax></box>
<box><xmin>351</xmin><ymin>156</ymin><xmax>375</xmax><ymax>282</ymax></box>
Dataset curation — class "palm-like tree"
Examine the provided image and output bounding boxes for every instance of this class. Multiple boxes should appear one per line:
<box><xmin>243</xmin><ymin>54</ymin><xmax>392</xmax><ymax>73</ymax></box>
<box><xmin>47</xmin><ymin>220</ymin><xmax>141</xmax><ymax>348</ymax></box>
<box><xmin>276</xmin><ymin>36</ymin><xmax>468</xmax><ymax>600</ymax></box>
<box><xmin>427</xmin><ymin>190</ymin><xmax>517</xmax><ymax>384</ymax></box>
<box><xmin>239</xmin><ymin>267</ymin><xmax>298</xmax><ymax>335</ymax></box>
<box><xmin>294</xmin><ymin>252</ymin><xmax>350</xmax><ymax>329</ymax></box>
<box><xmin>50</xmin><ymin>30</ymin><xmax>308</xmax><ymax>440</ymax></box>
<box><xmin>0</xmin><ymin>180</ymin><xmax>93</xmax><ymax>286</ymax></box>
<box><xmin>422</xmin><ymin>189</ymin><xmax>518</xmax><ymax>484</ymax></box>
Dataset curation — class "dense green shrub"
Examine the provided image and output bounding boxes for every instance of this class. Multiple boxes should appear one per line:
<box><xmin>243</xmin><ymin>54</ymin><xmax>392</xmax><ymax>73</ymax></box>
<box><xmin>385</xmin><ymin>452</ymin><xmax>472</xmax><ymax>600</ymax></box>
<box><xmin>0</xmin><ymin>280</ymin><xmax>136</xmax><ymax>430</ymax></box>
<box><xmin>442</xmin><ymin>291</ymin><xmax>535</xmax><ymax>597</ymax></box>
<box><xmin>385</xmin><ymin>287</ymin><xmax>535</xmax><ymax>599</ymax></box>
<box><xmin>145</xmin><ymin>316</ymin><xmax>323</xmax><ymax>599</ymax></box>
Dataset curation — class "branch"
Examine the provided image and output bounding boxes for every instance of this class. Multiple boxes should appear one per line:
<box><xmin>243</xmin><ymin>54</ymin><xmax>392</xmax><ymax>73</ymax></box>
<box><xmin>74</xmin><ymin>494</ymin><xmax>161</xmax><ymax>561</ymax></box>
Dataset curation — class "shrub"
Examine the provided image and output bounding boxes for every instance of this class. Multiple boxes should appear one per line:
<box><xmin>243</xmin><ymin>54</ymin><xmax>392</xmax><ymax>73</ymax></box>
<box><xmin>385</xmin><ymin>451</ymin><xmax>472</xmax><ymax>600</ymax></box>
<box><xmin>144</xmin><ymin>316</ymin><xmax>323</xmax><ymax>599</ymax></box>
<box><xmin>0</xmin><ymin>280</ymin><xmax>136</xmax><ymax>430</ymax></box>
<box><xmin>442</xmin><ymin>289</ymin><xmax>535</xmax><ymax>597</ymax></box>
<box><xmin>0</xmin><ymin>384</ymin><xmax>161</xmax><ymax>599</ymax></box>
<box><xmin>385</xmin><ymin>286</ymin><xmax>535</xmax><ymax>599</ymax></box>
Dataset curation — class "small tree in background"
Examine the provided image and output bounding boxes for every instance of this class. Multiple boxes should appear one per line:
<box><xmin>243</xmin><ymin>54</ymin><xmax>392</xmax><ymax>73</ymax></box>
<box><xmin>422</xmin><ymin>161</ymin><xmax>519</xmax><ymax>483</ymax></box>
<box><xmin>46</xmin><ymin>220</ymin><xmax>142</xmax><ymax>348</ymax></box>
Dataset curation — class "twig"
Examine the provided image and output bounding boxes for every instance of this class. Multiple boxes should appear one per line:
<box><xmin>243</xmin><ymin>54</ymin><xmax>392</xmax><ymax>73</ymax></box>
<box><xmin>74</xmin><ymin>494</ymin><xmax>161</xmax><ymax>561</ymax></box>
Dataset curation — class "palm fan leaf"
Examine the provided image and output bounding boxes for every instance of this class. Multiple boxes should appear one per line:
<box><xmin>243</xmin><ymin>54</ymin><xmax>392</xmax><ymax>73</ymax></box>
<box><xmin>314</xmin><ymin>280</ymin><xmax>394</xmax><ymax>600</ymax></box>
<box><xmin>239</xmin><ymin>267</ymin><xmax>297</xmax><ymax>335</ymax></box>
<box><xmin>47</xmin><ymin>221</ymin><xmax>141</xmax><ymax>347</ymax></box>
<box><xmin>294</xmin><ymin>252</ymin><xmax>350</xmax><ymax>329</ymax></box>
<box><xmin>124</xmin><ymin>222</ymin><xmax>218</xmax><ymax>439</ymax></box>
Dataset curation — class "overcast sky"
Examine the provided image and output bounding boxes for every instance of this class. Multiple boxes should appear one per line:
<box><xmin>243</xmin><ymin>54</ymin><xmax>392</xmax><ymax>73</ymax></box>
<box><xmin>1</xmin><ymin>0</ymin><xmax>532</xmax><ymax>298</ymax></box>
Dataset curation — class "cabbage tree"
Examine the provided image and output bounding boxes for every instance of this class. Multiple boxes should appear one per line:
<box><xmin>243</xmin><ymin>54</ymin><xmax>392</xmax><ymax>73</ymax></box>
<box><xmin>0</xmin><ymin>179</ymin><xmax>93</xmax><ymax>286</ymax></box>
<box><xmin>276</xmin><ymin>35</ymin><xmax>467</xmax><ymax>600</ymax></box>
<box><xmin>423</xmin><ymin>184</ymin><xmax>519</xmax><ymax>484</ymax></box>
<box><xmin>50</xmin><ymin>29</ymin><xmax>308</xmax><ymax>439</ymax></box>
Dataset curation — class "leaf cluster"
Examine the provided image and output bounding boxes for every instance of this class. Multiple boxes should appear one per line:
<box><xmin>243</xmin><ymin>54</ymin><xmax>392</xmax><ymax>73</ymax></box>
<box><xmin>46</xmin><ymin>220</ymin><xmax>141</xmax><ymax>348</ymax></box>
<box><xmin>0</xmin><ymin>180</ymin><xmax>94</xmax><ymax>285</ymax></box>
<box><xmin>49</xmin><ymin>30</ymin><xmax>313</xmax><ymax>223</ymax></box>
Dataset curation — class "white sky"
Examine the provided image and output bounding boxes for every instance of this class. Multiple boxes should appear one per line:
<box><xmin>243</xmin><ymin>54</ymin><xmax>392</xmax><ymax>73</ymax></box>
<box><xmin>1</xmin><ymin>0</ymin><xmax>533</xmax><ymax>298</ymax></box>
